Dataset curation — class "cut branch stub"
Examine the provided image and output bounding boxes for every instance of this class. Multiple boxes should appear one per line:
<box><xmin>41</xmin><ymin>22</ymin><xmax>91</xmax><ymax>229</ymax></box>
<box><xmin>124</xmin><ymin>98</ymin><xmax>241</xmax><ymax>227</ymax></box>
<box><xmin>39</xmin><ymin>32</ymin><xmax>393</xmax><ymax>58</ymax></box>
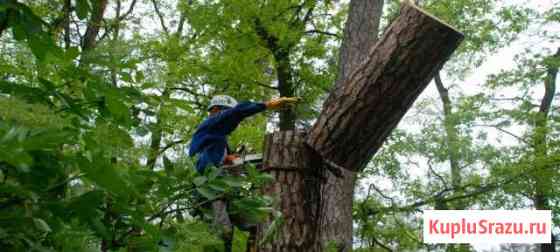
<box><xmin>306</xmin><ymin>2</ymin><xmax>464</xmax><ymax>171</ymax></box>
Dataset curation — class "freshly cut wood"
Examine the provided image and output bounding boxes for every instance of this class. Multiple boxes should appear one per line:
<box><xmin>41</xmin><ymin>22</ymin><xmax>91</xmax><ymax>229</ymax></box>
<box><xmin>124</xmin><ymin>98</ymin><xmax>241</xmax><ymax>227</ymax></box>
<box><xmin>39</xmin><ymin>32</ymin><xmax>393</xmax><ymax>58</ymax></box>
<box><xmin>306</xmin><ymin>2</ymin><xmax>464</xmax><ymax>172</ymax></box>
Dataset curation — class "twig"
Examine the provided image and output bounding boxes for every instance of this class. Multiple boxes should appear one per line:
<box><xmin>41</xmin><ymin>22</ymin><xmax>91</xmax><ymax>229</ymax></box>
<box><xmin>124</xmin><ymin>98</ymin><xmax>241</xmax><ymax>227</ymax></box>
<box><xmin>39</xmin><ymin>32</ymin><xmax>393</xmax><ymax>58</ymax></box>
<box><xmin>471</xmin><ymin>124</ymin><xmax>529</xmax><ymax>145</ymax></box>
<box><xmin>45</xmin><ymin>173</ymin><xmax>86</xmax><ymax>192</ymax></box>
<box><xmin>304</xmin><ymin>30</ymin><xmax>340</xmax><ymax>38</ymax></box>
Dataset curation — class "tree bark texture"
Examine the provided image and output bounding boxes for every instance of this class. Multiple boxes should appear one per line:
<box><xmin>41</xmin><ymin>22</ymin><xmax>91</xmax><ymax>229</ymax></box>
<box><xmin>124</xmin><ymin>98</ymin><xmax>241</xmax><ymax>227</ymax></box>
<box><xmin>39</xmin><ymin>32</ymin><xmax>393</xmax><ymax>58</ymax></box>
<box><xmin>257</xmin><ymin>3</ymin><xmax>464</xmax><ymax>251</ymax></box>
<box><xmin>306</xmin><ymin>3</ymin><xmax>464</xmax><ymax>172</ymax></box>
<box><xmin>82</xmin><ymin>0</ymin><xmax>108</xmax><ymax>51</ymax></box>
<box><xmin>257</xmin><ymin>131</ymin><xmax>323</xmax><ymax>252</ymax></box>
<box><xmin>318</xmin><ymin>0</ymin><xmax>384</xmax><ymax>249</ymax></box>
<box><xmin>330</xmin><ymin>0</ymin><xmax>384</xmax><ymax>99</ymax></box>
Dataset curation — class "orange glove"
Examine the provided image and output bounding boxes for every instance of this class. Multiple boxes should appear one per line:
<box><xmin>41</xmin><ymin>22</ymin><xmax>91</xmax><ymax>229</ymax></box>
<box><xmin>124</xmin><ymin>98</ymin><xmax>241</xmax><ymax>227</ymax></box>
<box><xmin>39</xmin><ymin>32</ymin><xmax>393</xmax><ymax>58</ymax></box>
<box><xmin>265</xmin><ymin>97</ymin><xmax>301</xmax><ymax>110</ymax></box>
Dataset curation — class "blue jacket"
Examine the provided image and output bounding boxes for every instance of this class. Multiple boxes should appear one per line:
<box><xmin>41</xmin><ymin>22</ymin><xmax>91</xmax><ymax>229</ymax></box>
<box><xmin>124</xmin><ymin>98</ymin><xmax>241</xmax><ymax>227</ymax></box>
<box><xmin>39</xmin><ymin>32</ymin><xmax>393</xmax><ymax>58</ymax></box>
<box><xmin>189</xmin><ymin>102</ymin><xmax>266</xmax><ymax>173</ymax></box>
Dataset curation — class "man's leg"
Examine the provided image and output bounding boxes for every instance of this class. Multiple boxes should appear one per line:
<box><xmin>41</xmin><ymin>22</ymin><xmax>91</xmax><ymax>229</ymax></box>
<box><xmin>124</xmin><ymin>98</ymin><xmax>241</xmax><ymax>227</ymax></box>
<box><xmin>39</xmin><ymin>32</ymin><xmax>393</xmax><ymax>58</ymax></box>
<box><xmin>212</xmin><ymin>199</ymin><xmax>233</xmax><ymax>252</ymax></box>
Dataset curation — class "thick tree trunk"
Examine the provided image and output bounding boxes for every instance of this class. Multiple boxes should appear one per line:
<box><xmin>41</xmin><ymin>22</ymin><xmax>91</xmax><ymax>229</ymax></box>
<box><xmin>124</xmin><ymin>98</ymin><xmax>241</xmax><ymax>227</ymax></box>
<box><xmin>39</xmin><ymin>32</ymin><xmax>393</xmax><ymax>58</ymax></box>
<box><xmin>257</xmin><ymin>131</ymin><xmax>322</xmax><ymax>251</ymax></box>
<box><xmin>257</xmin><ymin>3</ymin><xmax>463</xmax><ymax>251</ymax></box>
<box><xmin>318</xmin><ymin>0</ymin><xmax>384</xmax><ymax>249</ymax></box>
<box><xmin>306</xmin><ymin>3</ymin><xmax>464</xmax><ymax>172</ymax></box>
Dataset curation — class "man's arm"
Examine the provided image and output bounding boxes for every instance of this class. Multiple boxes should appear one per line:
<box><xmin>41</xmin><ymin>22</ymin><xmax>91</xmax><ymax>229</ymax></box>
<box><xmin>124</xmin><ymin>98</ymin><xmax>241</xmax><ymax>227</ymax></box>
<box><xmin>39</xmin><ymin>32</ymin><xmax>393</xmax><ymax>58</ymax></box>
<box><xmin>207</xmin><ymin>102</ymin><xmax>266</xmax><ymax>135</ymax></box>
<box><xmin>209</xmin><ymin>97</ymin><xmax>301</xmax><ymax>135</ymax></box>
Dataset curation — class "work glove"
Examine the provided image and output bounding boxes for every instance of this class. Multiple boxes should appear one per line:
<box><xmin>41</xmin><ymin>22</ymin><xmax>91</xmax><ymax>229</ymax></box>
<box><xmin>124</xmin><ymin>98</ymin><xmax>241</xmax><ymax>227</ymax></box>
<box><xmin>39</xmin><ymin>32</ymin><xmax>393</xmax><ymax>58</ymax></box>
<box><xmin>265</xmin><ymin>97</ymin><xmax>301</xmax><ymax>110</ymax></box>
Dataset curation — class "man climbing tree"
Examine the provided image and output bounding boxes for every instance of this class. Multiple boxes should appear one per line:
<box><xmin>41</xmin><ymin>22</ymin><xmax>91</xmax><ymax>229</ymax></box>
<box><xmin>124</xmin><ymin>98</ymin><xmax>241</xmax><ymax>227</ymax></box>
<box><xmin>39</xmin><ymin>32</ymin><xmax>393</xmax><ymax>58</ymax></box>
<box><xmin>189</xmin><ymin>95</ymin><xmax>300</xmax><ymax>252</ymax></box>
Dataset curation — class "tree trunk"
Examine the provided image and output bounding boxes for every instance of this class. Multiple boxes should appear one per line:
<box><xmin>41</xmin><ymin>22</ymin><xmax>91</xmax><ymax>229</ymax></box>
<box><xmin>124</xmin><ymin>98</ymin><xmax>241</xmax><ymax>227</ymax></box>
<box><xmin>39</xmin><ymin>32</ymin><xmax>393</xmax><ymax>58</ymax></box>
<box><xmin>306</xmin><ymin>3</ymin><xmax>464</xmax><ymax>172</ymax></box>
<box><xmin>82</xmin><ymin>0</ymin><xmax>108</xmax><ymax>52</ymax></box>
<box><xmin>254</xmin><ymin>18</ymin><xmax>297</xmax><ymax>131</ymax></box>
<box><xmin>318</xmin><ymin>0</ymin><xmax>384</xmax><ymax>249</ymax></box>
<box><xmin>435</xmin><ymin>73</ymin><xmax>470</xmax><ymax>252</ymax></box>
<box><xmin>257</xmin><ymin>131</ymin><xmax>322</xmax><ymax>251</ymax></box>
<box><xmin>63</xmin><ymin>0</ymin><xmax>72</xmax><ymax>49</ymax></box>
<box><xmin>257</xmin><ymin>3</ymin><xmax>463</xmax><ymax>251</ymax></box>
<box><xmin>434</xmin><ymin>73</ymin><xmax>461</xmax><ymax>193</ymax></box>
<box><xmin>533</xmin><ymin>48</ymin><xmax>559</xmax><ymax>252</ymax></box>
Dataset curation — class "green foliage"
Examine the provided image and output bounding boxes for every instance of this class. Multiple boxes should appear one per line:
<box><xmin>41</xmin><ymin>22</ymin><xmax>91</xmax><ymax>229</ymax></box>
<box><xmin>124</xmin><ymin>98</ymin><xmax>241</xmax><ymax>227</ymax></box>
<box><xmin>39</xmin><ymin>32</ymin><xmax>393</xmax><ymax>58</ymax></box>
<box><xmin>0</xmin><ymin>0</ymin><xmax>285</xmax><ymax>250</ymax></box>
<box><xmin>1</xmin><ymin>0</ymin><xmax>558</xmax><ymax>251</ymax></box>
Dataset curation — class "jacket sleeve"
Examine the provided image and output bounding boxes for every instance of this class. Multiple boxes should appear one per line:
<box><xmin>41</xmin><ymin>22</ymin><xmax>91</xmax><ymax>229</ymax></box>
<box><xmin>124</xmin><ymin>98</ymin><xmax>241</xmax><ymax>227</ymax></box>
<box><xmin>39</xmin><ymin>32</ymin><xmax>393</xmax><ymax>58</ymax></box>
<box><xmin>208</xmin><ymin>101</ymin><xmax>266</xmax><ymax>135</ymax></box>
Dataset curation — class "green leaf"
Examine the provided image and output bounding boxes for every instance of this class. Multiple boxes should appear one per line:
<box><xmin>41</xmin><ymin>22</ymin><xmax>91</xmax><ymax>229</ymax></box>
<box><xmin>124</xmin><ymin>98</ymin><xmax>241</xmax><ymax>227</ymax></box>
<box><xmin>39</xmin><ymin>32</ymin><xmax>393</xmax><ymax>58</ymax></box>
<box><xmin>12</xmin><ymin>24</ymin><xmax>26</xmax><ymax>41</ymax></box>
<box><xmin>135</xmin><ymin>126</ymin><xmax>150</xmax><ymax>136</ymax></box>
<box><xmin>68</xmin><ymin>190</ymin><xmax>104</xmax><ymax>220</ymax></box>
<box><xmin>65</xmin><ymin>46</ymin><xmax>80</xmax><ymax>60</ymax></box>
<box><xmin>221</xmin><ymin>176</ymin><xmax>244</xmax><ymax>188</ymax></box>
<box><xmin>193</xmin><ymin>176</ymin><xmax>207</xmax><ymax>186</ymax></box>
<box><xmin>33</xmin><ymin>218</ymin><xmax>51</xmax><ymax>233</ymax></box>
<box><xmin>121</xmin><ymin>72</ymin><xmax>132</xmax><ymax>82</ymax></box>
<box><xmin>76</xmin><ymin>0</ymin><xmax>90</xmax><ymax>20</ymax></box>
<box><xmin>208</xmin><ymin>180</ymin><xmax>227</xmax><ymax>192</ymax></box>
<box><xmin>81</xmin><ymin>158</ymin><xmax>130</xmax><ymax>196</ymax></box>
<box><xmin>135</xmin><ymin>71</ymin><xmax>145</xmax><ymax>82</ymax></box>
<box><xmin>196</xmin><ymin>187</ymin><xmax>218</xmax><ymax>200</ymax></box>
<box><xmin>105</xmin><ymin>93</ymin><xmax>129</xmax><ymax>122</ymax></box>
<box><xmin>90</xmin><ymin>218</ymin><xmax>110</xmax><ymax>240</ymax></box>
<box><xmin>28</xmin><ymin>35</ymin><xmax>49</xmax><ymax>60</ymax></box>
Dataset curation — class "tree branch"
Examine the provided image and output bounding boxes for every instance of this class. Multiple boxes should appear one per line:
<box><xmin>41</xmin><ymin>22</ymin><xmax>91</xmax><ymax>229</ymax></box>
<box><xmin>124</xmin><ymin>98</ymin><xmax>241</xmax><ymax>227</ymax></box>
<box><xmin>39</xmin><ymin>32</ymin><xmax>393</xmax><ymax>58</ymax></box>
<box><xmin>119</xmin><ymin>0</ymin><xmax>138</xmax><ymax>21</ymax></box>
<box><xmin>82</xmin><ymin>0</ymin><xmax>109</xmax><ymax>51</ymax></box>
<box><xmin>304</xmin><ymin>30</ymin><xmax>340</xmax><ymax>38</ymax></box>
<box><xmin>150</xmin><ymin>0</ymin><xmax>169</xmax><ymax>34</ymax></box>
<box><xmin>471</xmin><ymin>124</ymin><xmax>529</xmax><ymax>145</ymax></box>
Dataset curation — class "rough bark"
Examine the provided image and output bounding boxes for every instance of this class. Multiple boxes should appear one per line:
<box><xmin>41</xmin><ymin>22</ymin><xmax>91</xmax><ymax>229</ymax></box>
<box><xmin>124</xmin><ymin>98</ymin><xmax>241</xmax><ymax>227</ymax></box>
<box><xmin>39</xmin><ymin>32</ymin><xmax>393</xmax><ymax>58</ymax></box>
<box><xmin>330</xmin><ymin>0</ymin><xmax>384</xmax><ymax>99</ymax></box>
<box><xmin>257</xmin><ymin>3</ymin><xmax>463</xmax><ymax>251</ymax></box>
<box><xmin>318</xmin><ymin>0</ymin><xmax>384</xmax><ymax>249</ymax></box>
<box><xmin>257</xmin><ymin>131</ymin><xmax>323</xmax><ymax>251</ymax></box>
<box><xmin>533</xmin><ymin>48</ymin><xmax>559</xmax><ymax>252</ymax></box>
<box><xmin>306</xmin><ymin>3</ymin><xmax>464</xmax><ymax>172</ymax></box>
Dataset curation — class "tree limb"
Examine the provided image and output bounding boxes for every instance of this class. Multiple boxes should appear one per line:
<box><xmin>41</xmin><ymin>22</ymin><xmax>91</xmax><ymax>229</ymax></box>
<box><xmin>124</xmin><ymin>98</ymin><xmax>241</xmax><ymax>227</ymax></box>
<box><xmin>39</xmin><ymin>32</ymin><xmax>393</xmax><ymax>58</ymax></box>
<box><xmin>82</xmin><ymin>0</ymin><xmax>109</xmax><ymax>51</ymax></box>
<box><xmin>304</xmin><ymin>29</ymin><xmax>340</xmax><ymax>38</ymax></box>
<box><xmin>150</xmin><ymin>0</ymin><xmax>169</xmax><ymax>34</ymax></box>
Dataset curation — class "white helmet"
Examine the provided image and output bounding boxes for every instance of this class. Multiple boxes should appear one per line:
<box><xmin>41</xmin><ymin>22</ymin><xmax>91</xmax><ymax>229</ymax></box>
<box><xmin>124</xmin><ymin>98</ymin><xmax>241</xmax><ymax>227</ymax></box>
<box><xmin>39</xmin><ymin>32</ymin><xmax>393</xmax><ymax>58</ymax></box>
<box><xmin>208</xmin><ymin>95</ymin><xmax>238</xmax><ymax>111</ymax></box>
